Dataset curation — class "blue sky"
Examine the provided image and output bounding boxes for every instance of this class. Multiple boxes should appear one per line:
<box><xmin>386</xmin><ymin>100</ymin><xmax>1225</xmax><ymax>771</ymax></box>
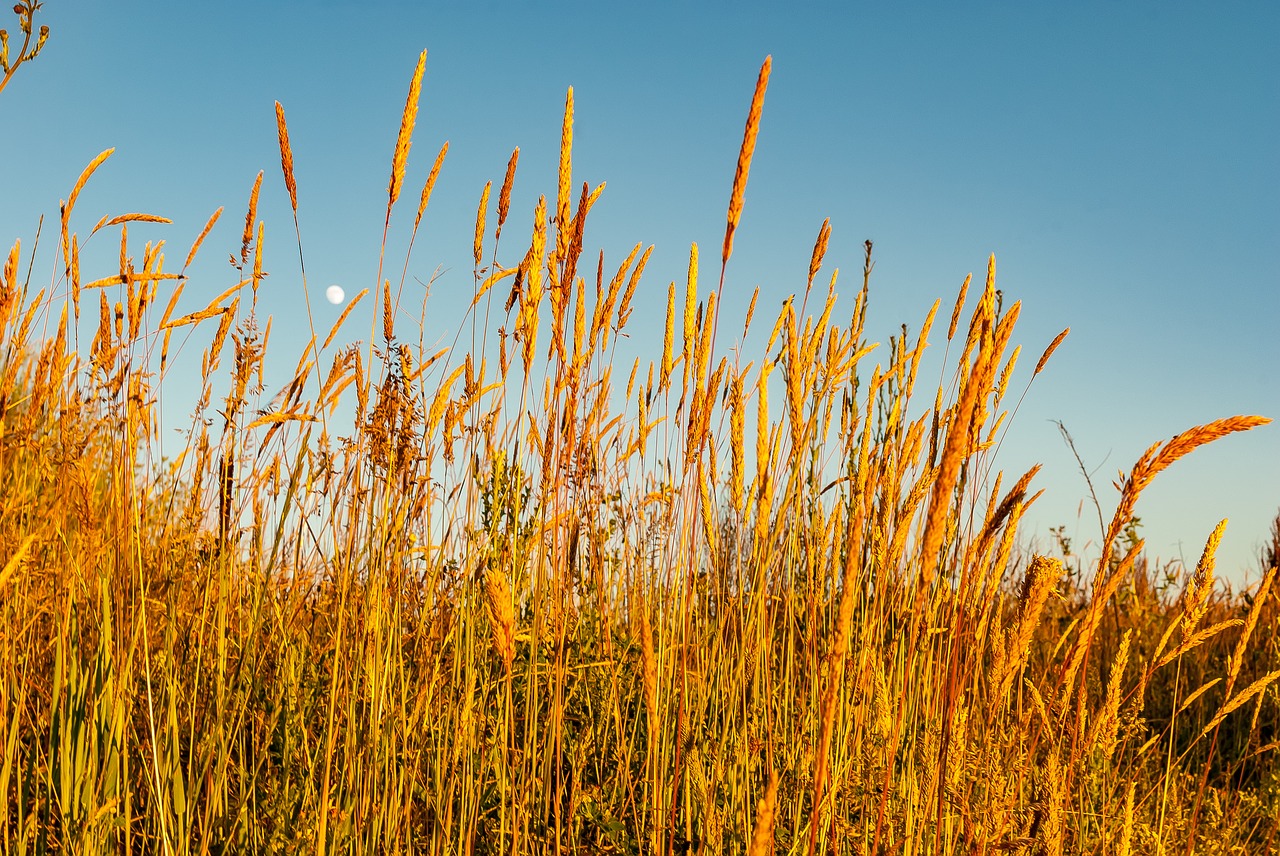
<box><xmin>3</xmin><ymin>2</ymin><xmax>1277</xmax><ymax>581</ymax></box>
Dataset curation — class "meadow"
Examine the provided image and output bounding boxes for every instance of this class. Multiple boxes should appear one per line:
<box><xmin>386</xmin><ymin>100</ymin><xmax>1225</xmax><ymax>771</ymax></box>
<box><xmin>1</xmin><ymin>12</ymin><xmax>1278</xmax><ymax>854</ymax></box>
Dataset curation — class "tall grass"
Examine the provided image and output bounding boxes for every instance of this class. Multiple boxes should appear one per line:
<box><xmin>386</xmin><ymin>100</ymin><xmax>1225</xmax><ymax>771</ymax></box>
<box><xmin>1</xmin><ymin>43</ymin><xmax>1278</xmax><ymax>855</ymax></box>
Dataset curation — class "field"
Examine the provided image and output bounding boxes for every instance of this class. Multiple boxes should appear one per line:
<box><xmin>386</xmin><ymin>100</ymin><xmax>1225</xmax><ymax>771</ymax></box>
<box><xmin>2</xmin><ymin>14</ymin><xmax>1279</xmax><ymax>855</ymax></box>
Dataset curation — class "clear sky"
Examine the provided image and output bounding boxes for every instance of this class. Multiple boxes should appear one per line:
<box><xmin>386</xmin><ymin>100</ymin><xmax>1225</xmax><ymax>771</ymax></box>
<box><xmin>3</xmin><ymin>2</ymin><xmax>1277</xmax><ymax>582</ymax></box>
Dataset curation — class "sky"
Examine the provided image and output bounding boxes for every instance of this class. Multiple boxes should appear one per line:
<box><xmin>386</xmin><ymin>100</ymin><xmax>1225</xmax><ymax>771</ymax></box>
<box><xmin>2</xmin><ymin>1</ymin><xmax>1277</xmax><ymax>583</ymax></box>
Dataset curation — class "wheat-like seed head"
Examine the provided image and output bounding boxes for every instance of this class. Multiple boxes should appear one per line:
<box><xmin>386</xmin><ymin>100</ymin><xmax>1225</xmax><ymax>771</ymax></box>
<box><xmin>730</xmin><ymin>373</ymin><xmax>745</xmax><ymax>515</ymax></box>
<box><xmin>723</xmin><ymin>56</ymin><xmax>771</xmax><ymax>269</ymax></box>
<box><xmin>388</xmin><ymin>50</ymin><xmax>427</xmax><ymax>209</ymax></box>
<box><xmin>755</xmin><ymin>359</ymin><xmax>771</xmax><ymax>476</ymax></box>
<box><xmin>115</xmin><ymin>217</ymin><xmax>131</xmax><ymax>273</ymax></box>
<box><xmin>694</xmin><ymin>290</ymin><xmax>716</xmax><ymax>391</ymax></box>
<box><xmin>691</xmin><ymin>356</ymin><xmax>728</xmax><ymax>460</ymax></box>
<box><xmin>353</xmin><ymin>345</ymin><xmax>367</xmax><ymax>416</ymax></box>
<box><xmin>618</xmin><ymin>246</ymin><xmax>652</xmax><ymax>332</ymax></box>
<box><xmin>561</xmin><ymin>181</ymin><xmax>591</xmax><ymax>294</ymax></box>
<box><xmin>60</xmin><ymin>148</ymin><xmax>114</xmax><ymax>276</ymax></box>
<box><xmin>584</xmin><ymin>182</ymin><xmax>605</xmax><ymax>216</ymax></box>
<box><xmin>274</xmin><ymin>101</ymin><xmax>297</xmax><ymax>213</ymax></box>
<box><xmin>1197</xmin><ymin>668</ymin><xmax>1280</xmax><ymax>741</ymax></box>
<box><xmin>637</xmin><ymin>388</ymin><xmax>653</xmax><ymax>456</ymax></box>
<box><xmin>623</xmin><ymin>357</ymin><xmax>639</xmax><ymax>402</ymax></box>
<box><xmin>592</xmin><ymin>252</ymin><xmax>605</xmax><ymax>320</ymax></box>
<box><xmin>316</xmin><ymin>350</ymin><xmax>350</xmax><ymax>409</ymax></box>
<box><xmin>241</xmin><ymin>171</ymin><xmax>262</xmax><ymax>265</ymax></box>
<box><xmin>617</xmin><ymin>245</ymin><xmax>651</xmax><ymax>331</ymax></box>
<box><xmin>382</xmin><ymin>279</ymin><xmax>394</xmax><ymax>343</ymax></box>
<box><xmin>807</xmin><ymin>217</ymin><xmax>831</xmax><ymax>291</ymax></box>
<box><xmin>548</xmin><ymin>271</ymin><xmax>567</xmax><ymax>367</ymax></box>
<box><xmin>1103</xmin><ymin>416</ymin><xmax>1270</xmax><ymax>565</ymax></box>
<box><xmin>994</xmin><ymin>344</ymin><xmax>1020</xmax><ymax>404</ymax></box>
<box><xmin>413</xmin><ymin>141</ymin><xmax>449</xmax><ymax>233</ymax></box>
<box><xmin>321</xmin><ymin>287</ymin><xmax>368</xmax><ymax>351</ymax></box>
<box><xmin>903</xmin><ymin>299</ymin><xmax>939</xmax><ymax>399</ymax></box>
<box><xmin>1093</xmin><ymin>628</ymin><xmax>1131</xmax><ymax>761</ymax></box>
<box><xmin>1146</xmin><ymin>416</ymin><xmax>1271</xmax><ymax>493</ymax></box>
<box><xmin>741</xmin><ymin>286</ymin><xmax>760</xmax><ymax>342</ymax></box>
<box><xmin>592</xmin><ymin>243</ymin><xmax>639</xmax><ymax>352</ymax></box>
<box><xmin>68</xmin><ymin>239</ymin><xmax>82</xmax><ymax>321</ymax></box>
<box><xmin>473</xmin><ymin>180</ymin><xmax>491</xmax><ymax>268</ymax></box>
<box><xmin>764</xmin><ymin>297</ymin><xmax>790</xmax><ymax>356</ymax></box>
<box><xmin>208</xmin><ymin>302</ymin><xmax>236</xmax><ymax>377</ymax></box>
<box><xmin>496</xmin><ymin>147</ymin><xmax>519</xmax><ymax>239</ymax></box>
<box><xmin>519</xmin><ymin>197</ymin><xmax>547</xmax><ymax>373</ymax></box>
<box><xmin>483</xmin><ymin>567</ymin><xmax>516</xmax><ymax>673</ymax></box>
<box><xmin>441</xmin><ymin>399</ymin><xmax>459</xmax><ymax>462</ymax></box>
<box><xmin>1034</xmin><ymin>327</ymin><xmax>1069</xmax><ymax>376</ymax></box>
<box><xmin>1225</xmin><ymin>566</ymin><xmax>1274</xmax><ymax>697</ymax></box>
<box><xmin>919</xmin><ymin>298</ymin><xmax>994</xmax><ymax>581</ymax></box>
<box><xmin>682</xmin><ymin>246</ymin><xmax>698</xmax><ymax>390</ymax></box>
<box><xmin>957</xmin><ymin>259</ymin><xmax>996</xmax><ymax>372</ymax></box>
<box><xmin>1041</xmin><ymin>751</ymin><xmax>1065</xmax><ymax>856</ymax></box>
<box><xmin>52</xmin><ymin>298</ymin><xmax>67</xmax><ymax>366</ymax></box>
<box><xmin>571</xmin><ymin>275</ymin><xmax>586</xmax><ymax>373</ymax></box>
<box><xmin>1182</xmin><ymin>518</ymin><xmax>1227</xmax><ymax>643</ymax></box>
<box><xmin>996</xmin><ymin>555</ymin><xmax>1060</xmax><ymax>704</ymax></box>
<box><xmin>946</xmin><ymin>272</ymin><xmax>971</xmax><ymax>341</ymax></box>
<box><xmin>251</xmin><ymin>221</ymin><xmax>265</xmax><ymax>299</ymax></box>
<box><xmin>698</xmin><ymin>461</ymin><xmax>714</xmax><ymax>545</ymax></box>
<box><xmin>256</xmin><ymin>315</ymin><xmax>272</xmax><ymax>392</ymax></box>
<box><xmin>89</xmin><ymin>290</ymin><xmax>109</xmax><ymax>360</ymax></box>
<box><xmin>425</xmin><ymin>364</ymin><xmax>463</xmax><ymax>435</ymax></box>
<box><xmin>808</xmin><ymin>283</ymin><xmax>837</xmax><ymax>363</ymax></box>
<box><xmin>555</xmin><ymin>87</ymin><xmax>574</xmax><ymax>259</ymax></box>
<box><xmin>992</xmin><ymin>300</ymin><xmax>1020</xmax><ymax>359</ymax></box>
<box><xmin>183</xmin><ymin>206</ymin><xmax>223</xmax><ymax>274</ymax></box>
<box><xmin>660</xmin><ymin>282</ymin><xmax>676</xmax><ymax>391</ymax></box>
<box><xmin>783</xmin><ymin>303</ymin><xmax>803</xmax><ymax>454</ymax></box>
<box><xmin>977</xmin><ymin>464</ymin><xmax>1040</xmax><ymax>557</ymax></box>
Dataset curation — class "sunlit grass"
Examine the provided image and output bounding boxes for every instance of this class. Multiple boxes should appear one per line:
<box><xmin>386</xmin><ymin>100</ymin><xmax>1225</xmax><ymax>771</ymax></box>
<box><xmin>1</xmin><ymin>28</ymin><xmax>1277</xmax><ymax>855</ymax></box>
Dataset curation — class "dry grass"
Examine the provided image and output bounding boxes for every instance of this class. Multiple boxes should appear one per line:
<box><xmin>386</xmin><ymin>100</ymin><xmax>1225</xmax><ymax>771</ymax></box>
<box><xmin>1</xmin><ymin>32</ymin><xmax>1279</xmax><ymax>855</ymax></box>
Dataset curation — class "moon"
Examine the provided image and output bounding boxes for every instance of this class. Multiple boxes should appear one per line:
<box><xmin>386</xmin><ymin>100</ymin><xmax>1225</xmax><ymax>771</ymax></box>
<box><xmin>325</xmin><ymin>285</ymin><xmax>345</xmax><ymax>305</ymax></box>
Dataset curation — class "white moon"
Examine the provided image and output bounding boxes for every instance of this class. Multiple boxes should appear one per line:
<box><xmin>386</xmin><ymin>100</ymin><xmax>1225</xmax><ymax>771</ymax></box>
<box><xmin>325</xmin><ymin>285</ymin><xmax>345</xmax><ymax>305</ymax></box>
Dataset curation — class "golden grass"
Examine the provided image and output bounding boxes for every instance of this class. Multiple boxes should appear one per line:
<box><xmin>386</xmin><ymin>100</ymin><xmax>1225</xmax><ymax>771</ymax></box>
<box><xmin>722</xmin><ymin>55</ymin><xmax>771</xmax><ymax>276</ymax></box>
<box><xmin>389</xmin><ymin>50</ymin><xmax>427</xmax><ymax>211</ymax></box>
<box><xmin>274</xmin><ymin>101</ymin><xmax>298</xmax><ymax>214</ymax></box>
<box><xmin>0</xmin><ymin>43</ymin><xmax>1277</xmax><ymax>856</ymax></box>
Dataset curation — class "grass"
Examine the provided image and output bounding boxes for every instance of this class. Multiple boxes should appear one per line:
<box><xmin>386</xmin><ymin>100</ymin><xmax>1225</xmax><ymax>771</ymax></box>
<box><xmin>1</xmin><ymin>22</ymin><xmax>1278</xmax><ymax>854</ymax></box>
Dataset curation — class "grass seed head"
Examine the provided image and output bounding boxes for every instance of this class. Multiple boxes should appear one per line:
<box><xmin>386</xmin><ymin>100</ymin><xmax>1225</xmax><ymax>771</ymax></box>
<box><xmin>723</xmin><ymin>55</ymin><xmax>771</xmax><ymax>269</ymax></box>
<box><xmin>241</xmin><ymin>171</ymin><xmax>262</xmax><ymax>265</ymax></box>
<box><xmin>274</xmin><ymin>101</ymin><xmax>297</xmax><ymax>213</ymax></box>
<box><xmin>389</xmin><ymin>50</ymin><xmax>427</xmax><ymax>209</ymax></box>
<box><xmin>555</xmin><ymin>87</ymin><xmax>574</xmax><ymax>259</ymax></box>
<box><xmin>496</xmin><ymin>146</ymin><xmax>519</xmax><ymax>238</ymax></box>
<box><xmin>473</xmin><ymin>180</ymin><xmax>491</xmax><ymax>267</ymax></box>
